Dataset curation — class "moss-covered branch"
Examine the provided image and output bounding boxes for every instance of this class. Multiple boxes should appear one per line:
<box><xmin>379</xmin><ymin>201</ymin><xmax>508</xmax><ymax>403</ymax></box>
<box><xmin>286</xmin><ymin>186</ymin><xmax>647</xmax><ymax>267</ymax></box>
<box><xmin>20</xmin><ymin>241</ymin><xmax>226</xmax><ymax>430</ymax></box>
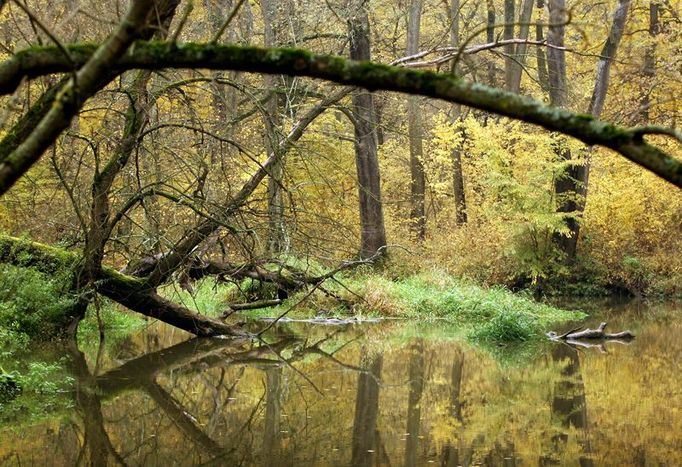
<box><xmin>0</xmin><ymin>235</ymin><xmax>243</xmax><ymax>337</ymax></box>
<box><xmin>1</xmin><ymin>41</ymin><xmax>681</xmax><ymax>187</ymax></box>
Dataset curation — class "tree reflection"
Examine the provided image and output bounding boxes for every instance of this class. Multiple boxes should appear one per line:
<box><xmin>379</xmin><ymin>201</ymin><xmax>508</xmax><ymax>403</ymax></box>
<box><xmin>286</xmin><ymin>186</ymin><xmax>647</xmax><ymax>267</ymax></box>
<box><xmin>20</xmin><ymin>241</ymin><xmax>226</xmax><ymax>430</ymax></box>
<box><xmin>351</xmin><ymin>350</ymin><xmax>383</xmax><ymax>467</ymax></box>
<box><xmin>541</xmin><ymin>344</ymin><xmax>594</xmax><ymax>466</ymax></box>
<box><xmin>262</xmin><ymin>367</ymin><xmax>284</xmax><ymax>465</ymax></box>
<box><xmin>405</xmin><ymin>339</ymin><xmax>425</xmax><ymax>467</ymax></box>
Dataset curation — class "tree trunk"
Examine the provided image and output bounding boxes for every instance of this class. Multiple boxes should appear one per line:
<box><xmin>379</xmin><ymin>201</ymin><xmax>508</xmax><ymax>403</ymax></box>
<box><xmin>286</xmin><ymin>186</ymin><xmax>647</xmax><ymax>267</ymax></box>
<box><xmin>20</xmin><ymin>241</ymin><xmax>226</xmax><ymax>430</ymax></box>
<box><xmin>261</xmin><ymin>0</ymin><xmax>287</xmax><ymax>254</ymax></box>
<box><xmin>553</xmin><ymin>0</ymin><xmax>630</xmax><ymax>261</ymax></box>
<box><xmin>508</xmin><ymin>0</ymin><xmax>535</xmax><ymax>93</ymax></box>
<box><xmin>575</xmin><ymin>0</ymin><xmax>631</xmax><ymax>211</ymax></box>
<box><xmin>262</xmin><ymin>367</ymin><xmax>284</xmax><ymax>463</ymax></box>
<box><xmin>348</xmin><ymin>2</ymin><xmax>388</xmax><ymax>259</ymax></box>
<box><xmin>449</xmin><ymin>0</ymin><xmax>467</xmax><ymax>225</ymax></box>
<box><xmin>407</xmin><ymin>0</ymin><xmax>426</xmax><ymax>239</ymax></box>
<box><xmin>547</xmin><ymin>0</ymin><xmax>581</xmax><ymax>261</ymax></box>
<box><xmin>540</xmin><ymin>345</ymin><xmax>594</xmax><ymax>465</ymax></box>
<box><xmin>504</xmin><ymin>0</ymin><xmax>515</xmax><ymax>90</ymax></box>
<box><xmin>535</xmin><ymin>0</ymin><xmax>550</xmax><ymax>95</ymax></box>
<box><xmin>640</xmin><ymin>2</ymin><xmax>660</xmax><ymax>123</ymax></box>
<box><xmin>486</xmin><ymin>0</ymin><xmax>496</xmax><ymax>87</ymax></box>
<box><xmin>0</xmin><ymin>235</ymin><xmax>244</xmax><ymax>337</ymax></box>
<box><xmin>404</xmin><ymin>340</ymin><xmax>425</xmax><ymax>467</ymax></box>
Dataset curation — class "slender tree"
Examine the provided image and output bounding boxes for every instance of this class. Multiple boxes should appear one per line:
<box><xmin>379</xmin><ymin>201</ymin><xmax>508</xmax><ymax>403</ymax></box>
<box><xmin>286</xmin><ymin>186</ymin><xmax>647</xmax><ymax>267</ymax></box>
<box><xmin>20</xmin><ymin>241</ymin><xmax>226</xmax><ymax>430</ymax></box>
<box><xmin>508</xmin><ymin>0</ymin><xmax>536</xmax><ymax>93</ymax></box>
<box><xmin>503</xmin><ymin>0</ymin><xmax>515</xmax><ymax>90</ymax></box>
<box><xmin>640</xmin><ymin>2</ymin><xmax>660</xmax><ymax>123</ymax></box>
<box><xmin>535</xmin><ymin>0</ymin><xmax>551</xmax><ymax>94</ymax></box>
<box><xmin>449</xmin><ymin>0</ymin><xmax>467</xmax><ymax>225</ymax></box>
<box><xmin>407</xmin><ymin>0</ymin><xmax>426</xmax><ymax>239</ymax></box>
<box><xmin>262</xmin><ymin>0</ymin><xmax>287</xmax><ymax>254</ymax></box>
<box><xmin>486</xmin><ymin>0</ymin><xmax>496</xmax><ymax>87</ymax></box>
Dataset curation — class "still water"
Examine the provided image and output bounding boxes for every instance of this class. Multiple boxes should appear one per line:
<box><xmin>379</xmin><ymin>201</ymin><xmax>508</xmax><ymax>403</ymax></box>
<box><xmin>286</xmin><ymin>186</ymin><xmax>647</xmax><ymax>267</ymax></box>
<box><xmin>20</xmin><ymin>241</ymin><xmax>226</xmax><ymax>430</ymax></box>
<box><xmin>1</xmin><ymin>299</ymin><xmax>681</xmax><ymax>466</ymax></box>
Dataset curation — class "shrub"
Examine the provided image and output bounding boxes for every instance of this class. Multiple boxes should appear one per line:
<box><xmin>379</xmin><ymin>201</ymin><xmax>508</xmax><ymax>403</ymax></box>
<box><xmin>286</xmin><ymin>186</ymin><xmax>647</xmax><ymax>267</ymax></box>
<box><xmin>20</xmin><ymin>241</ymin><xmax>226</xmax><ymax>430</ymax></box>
<box><xmin>0</xmin><ymin>264</ymin><xmax>77</xmax><ymax>337</ymax></box>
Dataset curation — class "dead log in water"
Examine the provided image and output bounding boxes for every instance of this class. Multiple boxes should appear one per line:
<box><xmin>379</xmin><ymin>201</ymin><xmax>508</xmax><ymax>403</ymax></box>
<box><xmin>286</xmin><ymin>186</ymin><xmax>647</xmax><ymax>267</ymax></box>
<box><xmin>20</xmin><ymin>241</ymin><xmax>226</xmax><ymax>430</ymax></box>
<box><xmin>548</xmin><ymin>322</ymin><xmax>635</xmax><ymax>341</ymax></box>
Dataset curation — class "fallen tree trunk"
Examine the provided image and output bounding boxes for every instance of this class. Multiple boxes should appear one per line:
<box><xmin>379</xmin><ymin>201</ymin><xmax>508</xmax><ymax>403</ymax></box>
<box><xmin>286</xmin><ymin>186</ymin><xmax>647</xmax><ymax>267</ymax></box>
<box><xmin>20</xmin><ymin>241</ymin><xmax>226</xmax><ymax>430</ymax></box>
<box><xmin>0</xmin><ymin>235</ymin><xmax>244</xmax><ymax>337</ymax></box>
<box><xmin>548</xmin><ymin>322</ymin><xmax>635</xmax><ymax>341</ymax></box>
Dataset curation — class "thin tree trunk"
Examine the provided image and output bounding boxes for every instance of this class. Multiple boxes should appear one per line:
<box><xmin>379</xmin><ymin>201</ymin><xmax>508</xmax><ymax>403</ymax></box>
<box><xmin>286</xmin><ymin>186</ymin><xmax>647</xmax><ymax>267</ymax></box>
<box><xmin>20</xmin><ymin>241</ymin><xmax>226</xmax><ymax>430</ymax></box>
<box><xmin>640</xmin><ymin>2</ymin><xmax>660</xmax><ymax>123</ymax></box>
<box><xmin>508</xmin><ymin>0</ymin><xmax>535</xmax><ymax>93</ymax></box>
<box><xmin>486</xmin><ymin>0</ymin><xmax>496</xmax><ymax>87</ymax></box>
<box><xmin>262</xmin><ymin>367</ymin><xmax>283</xmax><ymax>464</ymax></box>
<box><xmin>449</xmin><ymin>0</ymin><xmax>467</xmax><ymax>225</ymax></box>
<box><xmin>546</xmin><ymin>0</ymin><xmax>567</xmax><ymax>108</ymax></box>
<box><xmin>535</xmin><ymin>0</ymin><xmax>550</xmax><ymax>94</ymax></box>
<box><xmin>504</xmin><ymin>0</ymin><xmax>515</xmax><ymax>89</ymax></box>
<box><xmin>576</xmin><ymin>0</ymin><xmax>631</xmax><ymax>207</ymax></box>
<box><xmin>261</xmin><ymin>0</ymin><xmax>287</xmax><ymax>254</ymax></box>
<box><xmin>348</xmin><ymin>1</ymin><xmax>388</xmax><ymax>259</ymax></box>
<box><xmin>404</xmin><ymin>340</ymin><xmax>425</xmax><ymax>467</ymax></box>
<box><xmin>407</xmin><ymin>0</ymin><xmax>426</xmax><ymax>239</ymax></box>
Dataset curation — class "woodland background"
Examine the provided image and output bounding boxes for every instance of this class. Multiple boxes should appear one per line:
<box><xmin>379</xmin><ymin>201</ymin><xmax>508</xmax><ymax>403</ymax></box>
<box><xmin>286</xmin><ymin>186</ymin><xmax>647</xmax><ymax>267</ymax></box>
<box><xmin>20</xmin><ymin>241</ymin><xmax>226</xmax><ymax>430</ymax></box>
<box><xmin>0</xmin><ymin>0</ymin><xmax>680</xmax><ymax>305</ymax></box>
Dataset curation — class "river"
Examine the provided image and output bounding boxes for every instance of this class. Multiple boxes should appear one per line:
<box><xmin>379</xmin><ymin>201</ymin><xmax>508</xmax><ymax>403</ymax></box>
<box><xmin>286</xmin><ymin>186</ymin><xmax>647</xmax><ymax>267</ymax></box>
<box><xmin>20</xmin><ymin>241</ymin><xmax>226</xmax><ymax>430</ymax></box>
<box><xmin>1</xmin><ymin>298</ymin><xmax>681</xmax><ymax>466</ymax></box>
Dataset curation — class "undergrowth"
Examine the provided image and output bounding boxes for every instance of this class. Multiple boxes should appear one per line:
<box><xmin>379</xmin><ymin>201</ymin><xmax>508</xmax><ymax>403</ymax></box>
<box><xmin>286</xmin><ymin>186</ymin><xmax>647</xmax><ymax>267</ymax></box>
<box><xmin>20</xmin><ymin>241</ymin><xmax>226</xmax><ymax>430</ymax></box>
<box><xmin>0</xmin><ymin>264</ymin><xmax>76</xmax><ymax>338</ymax></box>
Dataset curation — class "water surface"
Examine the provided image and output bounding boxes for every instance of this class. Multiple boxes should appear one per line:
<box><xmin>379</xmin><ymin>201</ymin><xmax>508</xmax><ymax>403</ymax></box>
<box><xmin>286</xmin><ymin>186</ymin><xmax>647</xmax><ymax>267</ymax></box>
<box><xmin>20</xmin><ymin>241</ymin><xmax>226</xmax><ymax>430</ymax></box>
<box><xmin>1</xmin><ymin>300</ymin><xmax>681</xmax><ymax>466</ymax></box>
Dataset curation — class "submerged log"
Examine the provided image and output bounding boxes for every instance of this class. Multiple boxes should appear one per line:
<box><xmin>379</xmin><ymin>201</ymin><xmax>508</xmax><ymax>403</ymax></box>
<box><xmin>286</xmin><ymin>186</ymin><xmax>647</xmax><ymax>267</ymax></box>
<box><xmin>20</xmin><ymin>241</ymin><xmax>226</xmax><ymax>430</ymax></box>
<box><xmin>548</xmin><ymin>322</ymin><xmax>635</xmax><ymax>341</ymax></box>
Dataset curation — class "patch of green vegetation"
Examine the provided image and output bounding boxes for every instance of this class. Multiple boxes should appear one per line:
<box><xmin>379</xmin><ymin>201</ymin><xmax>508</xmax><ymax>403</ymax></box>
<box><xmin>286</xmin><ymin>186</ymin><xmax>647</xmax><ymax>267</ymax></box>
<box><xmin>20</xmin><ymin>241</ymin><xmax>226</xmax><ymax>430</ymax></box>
<box><xmin>467</xmin><ymin>309</ymin><xmax>541</xmax><ymax>342</ymax></box>
<box><xmin>0</xmin><ymin>264</ymin><xmax>77</xmax><ymax>338</ymax></box>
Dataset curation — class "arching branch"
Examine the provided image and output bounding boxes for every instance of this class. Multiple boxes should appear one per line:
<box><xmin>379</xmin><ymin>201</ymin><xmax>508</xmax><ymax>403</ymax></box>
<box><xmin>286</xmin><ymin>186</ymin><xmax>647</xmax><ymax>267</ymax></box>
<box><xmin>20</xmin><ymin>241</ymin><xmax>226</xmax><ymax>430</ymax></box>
<box><xmin>0</xmin><ymin>41</ymin><xmax>680</xmax><ymax>188</ymax></box>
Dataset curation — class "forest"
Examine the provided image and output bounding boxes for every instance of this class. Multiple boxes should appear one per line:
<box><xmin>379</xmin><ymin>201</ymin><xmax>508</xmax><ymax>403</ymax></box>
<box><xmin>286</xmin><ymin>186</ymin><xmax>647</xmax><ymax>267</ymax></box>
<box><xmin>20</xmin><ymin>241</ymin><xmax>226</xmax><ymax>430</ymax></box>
<box><xmin>0</xmin><ymin>0</ymin><xmax>681</xmax><ymax>465</ymax></box>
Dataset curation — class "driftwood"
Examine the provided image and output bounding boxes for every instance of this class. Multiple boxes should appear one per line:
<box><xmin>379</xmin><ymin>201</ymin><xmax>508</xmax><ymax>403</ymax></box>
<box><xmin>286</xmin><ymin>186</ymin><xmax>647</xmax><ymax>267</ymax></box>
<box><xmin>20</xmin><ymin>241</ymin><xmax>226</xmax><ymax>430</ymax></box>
<box><xmin>548</xmin><ymin>322</ymin><xmax>635</xmax><ymax>341</ymax></box>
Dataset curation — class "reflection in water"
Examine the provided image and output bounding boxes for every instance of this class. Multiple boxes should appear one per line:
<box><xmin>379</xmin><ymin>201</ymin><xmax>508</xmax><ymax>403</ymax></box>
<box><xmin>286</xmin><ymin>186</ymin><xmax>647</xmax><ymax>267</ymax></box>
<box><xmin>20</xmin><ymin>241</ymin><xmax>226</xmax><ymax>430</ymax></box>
<box><xmin>441</xmin><ymin>349</ymin><xmax>464</xmax><ymax>467</ymax></box>
<box><xmin>405</xmin><ymin>339</ymin><xmax>425</xmax><ymax>467</ymax></box>
<box><xmin>2</xmin><ymin>303</ymin><xmax>682</xmax><ymax>466</ymax></box>
<box><xmin>351</xmin><ymin>350</ymin><xmax>382</xmax><ymax>467</ymax></box>
<box><xmin>263</xmin><ymin>367</ymin><xmax>283</xmax><ymax>464</ymax></box>
<box><xmin>541</xmin><ymin>344</ymin><xmax>593</xmax><ymax>466</ymax></box>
